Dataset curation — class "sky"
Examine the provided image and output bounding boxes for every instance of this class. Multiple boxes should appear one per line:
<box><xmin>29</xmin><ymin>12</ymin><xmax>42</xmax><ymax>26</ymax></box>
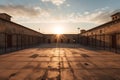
<box><xmin>0</xmin><ymin>0</ymin><xmax>120</xmax><ymax>34</ymax></box>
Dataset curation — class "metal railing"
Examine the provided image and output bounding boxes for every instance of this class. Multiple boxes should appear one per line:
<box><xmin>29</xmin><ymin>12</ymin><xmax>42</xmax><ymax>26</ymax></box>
<box><xmin>80</xmin><ymin>33</ymin><xmax>120</xmax><ymax>53</ymax></box>
<box><xmin>0</xmin><ymin>32</ymin><xmax>42</xmax><ymax>54</ymax></box>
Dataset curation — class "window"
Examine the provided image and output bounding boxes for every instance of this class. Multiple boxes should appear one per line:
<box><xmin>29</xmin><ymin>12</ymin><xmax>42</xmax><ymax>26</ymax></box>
<box><xmin>100</xmin><ymin>30</ymin><xmax>102</xmax><ymax>34</ymax></box>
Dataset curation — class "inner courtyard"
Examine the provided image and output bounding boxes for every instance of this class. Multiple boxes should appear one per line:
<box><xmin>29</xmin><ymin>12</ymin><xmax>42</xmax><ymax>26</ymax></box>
<box><xmin>0</xmin><ymin>44</ymin><xmax>120</xmax><ymax>80</ymax></box>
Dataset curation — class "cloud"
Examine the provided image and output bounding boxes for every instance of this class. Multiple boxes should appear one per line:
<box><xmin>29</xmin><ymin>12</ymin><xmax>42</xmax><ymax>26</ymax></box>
<box><xmin>66</xmin><ymin>7</ymin><xmax>114</xmax><ymax>24</ymax></box>
<box><xmin>66</xmin><ymin>4</ymin><xmax>70</xmax><ymax>7</ymax></box>
<box><xmin>0</xmin><ymin>4</ymin><xmax>50</xmax><ymax>19</ymax></box>
<box><xmin>14</xmin><ymin>7</ymin><xmax>114</xmax><ymax>25</ymax></box>
<box><xmin>0</xmin><ymin>5</ymin><xmax>114</xmax><ymax>25</ymax></box>
<box><xmin>88</xmin><ymin>10</ymin><xmax>112</xmax><ymax>23</ymax></box>
<box><xmin>41</xmin><ymin>0</ymin><xmax>66</xmax><ymax>6</ymax></box>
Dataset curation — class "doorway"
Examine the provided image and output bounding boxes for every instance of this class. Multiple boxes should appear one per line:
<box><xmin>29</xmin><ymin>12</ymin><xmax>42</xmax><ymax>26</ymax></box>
<box><xmin>61</xmin><ymin>39</ymin><xmax>63</xmax><ymax>43</ymax></box>
<box><xmin>48</xmin><ymin>39</ymin><xmax>51</xmax><ymax>43</ymax></box>
<box><xmin>7</xmin><ymin>34</ymin><xmax>12</xmax><ymax>48</ymax></box>
<box><xmin>67</xmin><ymin>39</ymin><xmax>70</xmax><ymax>43</ymax></box>
<box><xmin>111</xmin><ymin>34</ymin><xmax>117</xmax><ymax>48</ymax></box>
<box><xmin>54</xmin><ymin>39</ymin><xmax>57</xmax><ymax>43</ymax></box>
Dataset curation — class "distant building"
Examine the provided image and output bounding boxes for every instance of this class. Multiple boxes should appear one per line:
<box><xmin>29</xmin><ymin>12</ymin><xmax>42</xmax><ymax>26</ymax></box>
<box><xmin>1</xmin><ymin>12</ymin><xmax>120</xmax><ymax>54</ymax></box>
<box><xmin>44</xmin><ymin>34</ymin><xmax>78</xmax><ymax>43</ymax></box>
<box><xmin>0</xmin><ymin>13</ymin><xmax>43</xmax><ymax>53</ymax></box>
<box><xmin>80</xmin><ymin>29</ymin><xmax>86</xmax><ymax>33</ymax></box>
<box><xmin>0</xmin><ymin>13</ymin><xmax>78</xmax><ymax>53</ymax></box>
<box><xmin>0</xmin><ymin>13</ymin><xmax>11</xmax><ymax>21</ymax></box>
<box><xmin>80</xmin><ymin>12</ymin><xmax>120</xmax><ymax>53</ymax></box>
<box><xmin>111</xmin><ymin>12</ymin><xmax>120</xmax><ymax>21</ymax></box>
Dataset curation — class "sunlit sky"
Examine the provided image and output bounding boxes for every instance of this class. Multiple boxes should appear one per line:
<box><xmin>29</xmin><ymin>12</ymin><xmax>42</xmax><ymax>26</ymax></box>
<box><xmin>0</xmin><ymin>0</ymin><xmax>120</xmax><ymax>34</ymax></box>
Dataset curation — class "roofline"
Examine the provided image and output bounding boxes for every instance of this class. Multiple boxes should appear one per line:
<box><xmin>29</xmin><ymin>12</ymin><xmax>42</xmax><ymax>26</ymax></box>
<box><xmin>81</xmin><ymin>18</ymin><xmax>120</xmax><ymax>34</ymax></box>
<box><xmin>45</xmin><ymin>34</ymin><xmax>78</xmax><ymax>35</ymax></box>
<box><xmin>0</xmin><ymin>13</ymin><xmax>12</xmax><ymax>17</ymax></box>
<box><xmin>111</xmin><ymin>12</ymin><xmax>120</xmax><ymax>17</ymax></box>
<box><xmin>0</xmin><ymin>18</ymin><xmax>43</xmax><ymax>35</ymax></box>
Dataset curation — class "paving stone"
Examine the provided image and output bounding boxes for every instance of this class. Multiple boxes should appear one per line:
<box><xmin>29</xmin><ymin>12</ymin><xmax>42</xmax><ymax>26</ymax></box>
<box><xmin>28</xmin><ymin>69</ymin><xmax>45</xmax><ymax>80</ymax></box>
<box><xmin>9</xmin><ymin>69</ymin><xmax>33</xmax><ymax>80</ymax></box>
<box><xmin>70</xmin><ymin>62</ymin><xmax>83</xmax><ymax>69</ymax></box>
<box><xmin>23</xmin><ymin>62</ymin><xmax>39</xmax><ymax>69</ymax></box>
<box><xmin>87</xmin><ymin>69</ymin><xmax>118</xmax><ymax>80</ymax></box>
<box><xmin>33</xmin><ymin>57</ymin><xmax>50</xmax><ymax>61</ymax></box>
<box><xmin>61</xmin><ymin>69</ymin><xmax>74</xmax><ymax>80</ymax></box>
<box><xmin>0</xmin><ymin>45</ymin><xmax>120</xmax><ymax>80</ymax></box>
<box><xmin>80</xmin><ymin>62</ymin><xmax>97</xmax><ymax>69</ymax></box>
<box><xmin>92</xmin><ymin>61</ymin><xmax>120</xmax><ymax>69</ymax></box>
<box><xmin>49</xmin><ymin>62</ymin><xmax>60</xmax><ymax>69</ymax></box>
<box><xmin>10</xmin><ymin>62</ymin><xmax>28</xmax><ymax>69</ymax></box>
<box><xmin>0</xmin><ymin>62</ymin><xmax>14</xmax><ymax>69</ymax></box>
<box><xmin>60</xmin><ymin>62</ymin><xmax>69</xmax><ymax>69</ymax></box>
<box><xmin>38</xmin><ymin>62</ymin><xmax>49</xmax><ymax>69</ymax></box>
<box><xmin>47</xmin><ymin>70</ymin><xmax>60</xmax><ymax>80</ymax></box>
<box><xmin>0</xmin><ymin>70</ymin><xmax>18</xmax><ymax>80</ymax></box>
<box><xmin>67</xmin><ymin>57</ymin><xmax>87</xmax><ymax>62</ymax></box>
<box><xmin>74</xmin><ymin>70</ymin><xmax>95</xmax><ymax>80</ymax></box>
<box><xmin>61</xmin><ymin>57</ymin><xmax>67</xmax><ymax>61</ymax></box>
<box><xmin>52</xmin><ymin>57</ymin><xmax>60</xmax><ymax>61</ymax></box>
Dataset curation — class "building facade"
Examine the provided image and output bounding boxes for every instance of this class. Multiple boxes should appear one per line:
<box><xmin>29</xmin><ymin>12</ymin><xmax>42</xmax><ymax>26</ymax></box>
<box><xmin>0</xmin><ymin>13</ymin><xmax>43</xmax><ymax>53</ymax></box>
<box><xmin>80</xmin><ymin>12</ymin><xmax>120</xmax><ymax>53</ymax></box>
<box><xmin>44</xmin><ymin>34</ymin><xmax>78</xmax><ymax>43</ymax></box>
<box><xmin>0</xmin><ymin>12</ymin><xmax>120</xmax><ymax>54</ymax></box>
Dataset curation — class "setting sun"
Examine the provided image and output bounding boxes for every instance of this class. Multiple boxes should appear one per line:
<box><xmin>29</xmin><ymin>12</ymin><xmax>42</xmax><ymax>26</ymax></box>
<box><xmin>54</xmin><ymin>26</ymin><xmax>64</xmax><ymax>34</ymax></box>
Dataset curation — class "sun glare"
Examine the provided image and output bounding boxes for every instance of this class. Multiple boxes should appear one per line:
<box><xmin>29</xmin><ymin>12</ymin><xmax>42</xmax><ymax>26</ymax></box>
<box><xmin>54</xmin><ymin>26</ymin><xmax>64</xmax><ymax>34</ymax></box>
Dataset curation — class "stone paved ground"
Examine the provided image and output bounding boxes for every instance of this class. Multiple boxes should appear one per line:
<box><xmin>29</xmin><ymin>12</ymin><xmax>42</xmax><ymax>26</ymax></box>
<box><xmin>0</xmin><ymin>44</ymin><xmax>120</xmax><ymax>80</ymax></box>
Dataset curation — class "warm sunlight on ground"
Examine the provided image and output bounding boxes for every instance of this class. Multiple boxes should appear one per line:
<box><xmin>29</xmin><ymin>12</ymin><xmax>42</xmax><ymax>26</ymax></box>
<box><xmin>54</xmin><ymin>26</ymin><xmax>64</xmax><ymax>34</ymax></box>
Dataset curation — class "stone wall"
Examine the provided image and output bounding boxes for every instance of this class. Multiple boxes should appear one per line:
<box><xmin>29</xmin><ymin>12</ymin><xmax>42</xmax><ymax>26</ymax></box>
<box><xmin>44</xmin><ymin>34</ymin><xmax>78</xmax><ymax>43</ymax></box>
<box><xmin>80</xmin><ymin>17</ymin><xmax>120</xmax><ymax>53</ymax></box>
<box><xmin>0</xmin><ymin>18</ymin><xmax>43</xmax><ymax>53</ymax></box>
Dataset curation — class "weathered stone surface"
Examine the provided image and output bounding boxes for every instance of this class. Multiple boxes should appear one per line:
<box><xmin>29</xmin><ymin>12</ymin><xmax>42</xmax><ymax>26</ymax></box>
<box><xmin>0</xmin><ymin>44</ymin><xmax>120</xmax><ymax>80</ymax></box>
